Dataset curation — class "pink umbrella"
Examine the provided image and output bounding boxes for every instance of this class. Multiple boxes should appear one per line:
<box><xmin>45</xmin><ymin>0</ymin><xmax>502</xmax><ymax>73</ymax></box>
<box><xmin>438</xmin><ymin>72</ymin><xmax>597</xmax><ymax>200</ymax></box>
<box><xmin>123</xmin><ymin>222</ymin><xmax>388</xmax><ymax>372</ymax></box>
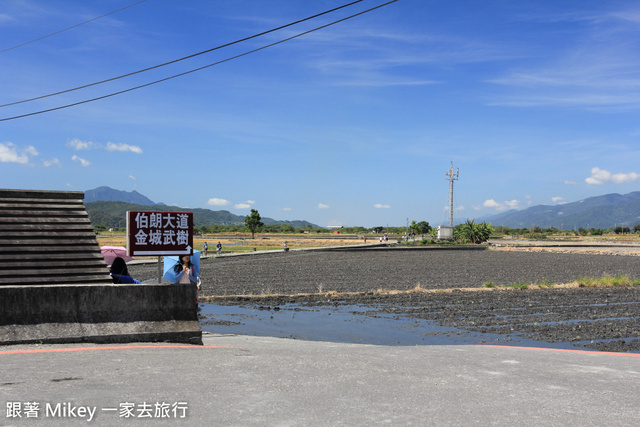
<box><xmin>101</xmin><ymin>246</ymin><xmax>135</xmax><ymax>266</ymax></box>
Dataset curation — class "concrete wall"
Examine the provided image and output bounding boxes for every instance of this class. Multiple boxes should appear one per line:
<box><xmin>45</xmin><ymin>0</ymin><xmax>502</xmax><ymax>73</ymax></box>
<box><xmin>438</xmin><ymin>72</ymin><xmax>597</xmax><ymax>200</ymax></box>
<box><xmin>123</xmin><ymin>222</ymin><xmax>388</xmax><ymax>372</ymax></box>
<box><xmin>0</xmin><ymin>188</ymin><xmax>202</xmax><ymax>346</ymax></box>
<box><xmin>0</xmin><ymin>284</ymin><xmax>202</xmax><ymax>345</ymax></box>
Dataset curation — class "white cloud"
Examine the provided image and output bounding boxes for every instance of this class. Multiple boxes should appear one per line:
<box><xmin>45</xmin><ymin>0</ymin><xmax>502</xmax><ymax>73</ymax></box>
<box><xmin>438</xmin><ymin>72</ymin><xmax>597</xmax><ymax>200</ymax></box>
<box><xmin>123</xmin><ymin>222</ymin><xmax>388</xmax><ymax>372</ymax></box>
<box><xmin>43</xmin><ymin>158</ymin><xmax>60</xmax><ymax>167</ymax></box>
<box><xmin>483</xmin><ymin>199</ymin><xmax>520</xmax><ymax>211</ymax></box>
<box><xmin>0</xmin><ymin>142</ymin><xmax>37</xmax><ymax>164</ymax></box>
<box><xmin>585</xmin><ymin>167</ymin><xmax>640</xmax><ymax>185</ymax></box>
<box><xmin>67</xmin><ymin>138</ymin><xmax>142</xmax><ymax>154</ymax></box>
<box><xmin>208</xmin><ymin>198</ymin><xmax>231</xmax><ymax>206</ymax></box>
<box><xmin>564</xmin><ymin>180</ymin><xmax>578</xmax><ymax>185</ymax></box>
<box><xmin>328</xmin><ymin>219</ymin><xmax>343</xmax><ymax>227</ymax></box>
<box><xmin>585</xmin><ymin>167</ymin><xmax>610</xmax><ymax>185</ymax></box>
<box><xmin>283</xmin><ymin>207</ymin><xmax>292</xmax><ymax>211</ymax></box>
<box><xmin>246</xmin><ymin>200</ymin><xmax>256</xmax><ymax>205</ymax></box>
<box><xmin>552</xmin><ymin>196</ymin><xmax>565</xmax><ymax>203</ymax></box>
<box><xmin>504</xmin><ymin>200</ymin><xmax>520</xmax><ymax>209</ymax></box>
<box><xmin>106</xmin><ymin>142</ymin><xmax>143</xmax><ymax>154</ymax></box>
<box><xmin>234</xmin><ymin>203</ymin><xmax>251</xmax><ymax>209</ymax></box>
<box><xmin>71</xmin><ymin>155</ymin><xmax>90</xmax><ymax>167</ymax></box>
<box><xmin>374</xmin><ymin>203</ymin><xmax>391</xmax><ymax>209</ymax></box>
<box><xmin>129</xmin><ymin>175</ymin><xmax>136</xmax><ymax>180</ymax></box>
<box><xmin>318</xmin><ymin>203</ymin><xmax>330</xmax><ymax>209</ymax></box>
<box><xmin>611</xmin><ymin>171</ymin><xmax>640</xmax><ymax>183</ymax></box>
<box><xmin>67</xmin><ymin>139</ymin><xmax>94</xmax><ymax>150</ymax></box>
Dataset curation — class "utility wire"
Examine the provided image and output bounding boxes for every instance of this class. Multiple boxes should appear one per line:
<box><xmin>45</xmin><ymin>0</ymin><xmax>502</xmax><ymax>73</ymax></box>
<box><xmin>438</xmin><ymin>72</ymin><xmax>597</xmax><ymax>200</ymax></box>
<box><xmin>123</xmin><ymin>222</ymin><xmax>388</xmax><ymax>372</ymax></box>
<box><xmin>1</xmin><ymin>0</ymin><xmax>365</xmax><ymax>108</ymax></box>
<box><xmin>0</xmin><ymin>0</ymin><xmax>149</xmax><ymax>54</ymax></box>
<box><xmin>0</xmin><ymin>0</ymin><xmax>398</xmax><ymax>122</ymax></box>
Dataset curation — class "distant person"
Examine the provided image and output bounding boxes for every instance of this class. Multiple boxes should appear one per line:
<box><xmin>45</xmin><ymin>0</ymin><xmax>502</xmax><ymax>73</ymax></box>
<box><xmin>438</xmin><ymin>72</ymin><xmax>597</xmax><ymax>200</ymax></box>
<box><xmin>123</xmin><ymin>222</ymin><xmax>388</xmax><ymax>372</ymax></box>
<box><xmin>216</xmin><ymin>242</ymin><xmax>222</xmax><ymax>256</ymax></box>
<box><xmin>110</xmin><ymin>257</ymin><xmax>142</xmax><ymax>284</ymax></box>
<box><xmin>202</xmin><ymin>242</ymin><xmax>208</xmax><ymax>256</ymax></box>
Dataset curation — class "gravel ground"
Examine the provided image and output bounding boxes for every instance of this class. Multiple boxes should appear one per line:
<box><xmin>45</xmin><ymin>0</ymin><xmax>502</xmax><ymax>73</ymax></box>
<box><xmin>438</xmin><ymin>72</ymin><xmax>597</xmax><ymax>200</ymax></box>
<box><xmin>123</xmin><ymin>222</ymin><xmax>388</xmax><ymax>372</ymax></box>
<box><xmin>128</xmin><ymin>247</ymin><xmax>640</xmax><ymax>353</ymax></box>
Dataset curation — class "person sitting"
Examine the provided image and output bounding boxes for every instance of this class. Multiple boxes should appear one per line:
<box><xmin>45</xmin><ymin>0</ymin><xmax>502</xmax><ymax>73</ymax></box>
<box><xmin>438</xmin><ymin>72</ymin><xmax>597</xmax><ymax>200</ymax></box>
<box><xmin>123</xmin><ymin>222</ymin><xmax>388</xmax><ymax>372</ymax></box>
<box><xmin>110</xmin><ymin>257</ymin><xmax>142</xmax><ymax>284</ymax></box>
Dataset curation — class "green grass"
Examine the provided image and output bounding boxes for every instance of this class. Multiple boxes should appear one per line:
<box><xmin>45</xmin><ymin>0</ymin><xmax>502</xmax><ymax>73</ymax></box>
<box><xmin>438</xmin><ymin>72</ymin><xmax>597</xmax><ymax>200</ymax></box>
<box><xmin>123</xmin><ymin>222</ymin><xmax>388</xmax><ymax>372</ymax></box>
<box><xmin>576</xmin><ymin>274</ymin><xmax>640</xmax><ymax>287</ymax></box>
<box><xmin>483</xmin><ymin>275</ymin><xmax>640</xmax><ymax>290</ymax></box>
<box><xmin>537</xmin><ymin>278</ymin><xmax>553</xmax><ymax>288</ymax></box>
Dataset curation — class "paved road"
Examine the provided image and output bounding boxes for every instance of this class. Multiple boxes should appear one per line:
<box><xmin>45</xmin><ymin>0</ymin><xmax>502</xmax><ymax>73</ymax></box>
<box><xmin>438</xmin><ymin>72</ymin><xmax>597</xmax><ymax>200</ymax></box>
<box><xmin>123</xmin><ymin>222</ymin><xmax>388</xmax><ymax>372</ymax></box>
<box><xmin>1</xmin><ymin>334</ymin><xmax>639</xmax><ymax>426</ymax></box>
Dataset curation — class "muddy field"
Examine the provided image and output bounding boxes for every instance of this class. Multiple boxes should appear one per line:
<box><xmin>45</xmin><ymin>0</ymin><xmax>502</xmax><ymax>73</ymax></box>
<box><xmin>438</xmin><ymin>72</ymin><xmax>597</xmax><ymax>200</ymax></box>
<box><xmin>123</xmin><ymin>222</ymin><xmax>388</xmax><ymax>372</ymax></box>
<box><xmin>128</xmin><ymin>247</ymin><xmax>640</xmax><ymax>352</ymax></box>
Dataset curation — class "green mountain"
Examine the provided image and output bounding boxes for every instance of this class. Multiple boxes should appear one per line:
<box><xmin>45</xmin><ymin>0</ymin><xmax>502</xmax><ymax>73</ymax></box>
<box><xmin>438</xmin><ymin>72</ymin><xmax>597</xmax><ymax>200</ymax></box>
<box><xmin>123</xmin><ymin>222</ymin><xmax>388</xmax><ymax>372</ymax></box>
<box><xmin>83</xmin><ymin>187</ymin><xmax>319</xmax><ymax>229</ymax></box>
<box><xmin>85</xmin><ymin>201</ymin><xmax>319</xmax><ymax>229</ymax></box>
<box><xmin>85</xmin><ymin>186</ymin><xmax>157</xmax><ymax>205</ymax></box>
<box><xmin>483</xmin><ymin>192</ymin><xmax>640</xmax><ymax>229</ymax></box>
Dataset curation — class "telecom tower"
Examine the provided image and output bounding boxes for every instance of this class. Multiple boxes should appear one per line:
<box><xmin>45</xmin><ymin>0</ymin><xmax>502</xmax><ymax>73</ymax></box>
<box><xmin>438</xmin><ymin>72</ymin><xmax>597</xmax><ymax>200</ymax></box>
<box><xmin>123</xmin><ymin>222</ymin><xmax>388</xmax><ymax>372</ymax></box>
<box><xmin>437</xmin><ymin>161</ymin><xmax>459</xmax><ymax>241</ymax></box>
<box><xmin>446</xmin><ymin>161</ymin><xmax>459</xmax><ymax>227</ymax></box>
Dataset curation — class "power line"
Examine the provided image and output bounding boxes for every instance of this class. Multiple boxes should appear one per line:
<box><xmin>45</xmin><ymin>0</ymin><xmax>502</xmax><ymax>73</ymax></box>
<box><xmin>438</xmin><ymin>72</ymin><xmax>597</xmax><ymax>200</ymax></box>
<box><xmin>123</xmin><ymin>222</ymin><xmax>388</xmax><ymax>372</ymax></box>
<box><xmin>0</xmin><ymin>0</ymin><xmax>398</xmax><ymax>122</ymax></box>
<box><xmin>0</xmin><ymin>0</ymin><xmax>365</xmax><ymax>108</ymax></box>
<box><xmin>0</xmin><ymin>0</ymin><xmax>149</xmax><ymax>54</ymax></box>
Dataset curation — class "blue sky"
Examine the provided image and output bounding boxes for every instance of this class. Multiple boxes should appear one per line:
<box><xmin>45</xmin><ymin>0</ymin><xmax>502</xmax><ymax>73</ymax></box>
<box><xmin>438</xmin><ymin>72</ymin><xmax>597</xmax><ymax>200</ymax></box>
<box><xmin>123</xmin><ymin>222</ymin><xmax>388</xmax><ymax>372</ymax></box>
<box><xmin>1</xmin><ymin>0</ymin><xmax>640</xmax><ymax>227</ymax></box>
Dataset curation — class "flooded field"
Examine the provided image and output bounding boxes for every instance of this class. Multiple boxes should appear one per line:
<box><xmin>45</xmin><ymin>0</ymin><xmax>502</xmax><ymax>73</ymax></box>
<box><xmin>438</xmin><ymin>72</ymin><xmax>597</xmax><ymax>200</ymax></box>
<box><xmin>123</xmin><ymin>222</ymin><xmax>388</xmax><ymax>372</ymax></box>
<box><xmin>201</xmin><ymin>283</ymin><xmax>640</xmax><ymax>353</ymax></box>
<box><xmin>129</xmin><ymin>247</ymin><xmax>640</xmax><ymax>353</ymax></box>
<box><xmin>199</xmin><ymin>303</ymin><xmax>589</xmax><ymax>351</ymax></box>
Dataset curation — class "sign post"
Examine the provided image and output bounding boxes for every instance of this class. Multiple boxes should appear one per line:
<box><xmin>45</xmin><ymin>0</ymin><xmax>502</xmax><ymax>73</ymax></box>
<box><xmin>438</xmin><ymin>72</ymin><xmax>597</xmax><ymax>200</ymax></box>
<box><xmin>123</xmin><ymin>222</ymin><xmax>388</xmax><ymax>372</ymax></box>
<box><xmin>126</xmin><ymin>211</ymin><xmax>194</xmax><ymax>284</ymax></box>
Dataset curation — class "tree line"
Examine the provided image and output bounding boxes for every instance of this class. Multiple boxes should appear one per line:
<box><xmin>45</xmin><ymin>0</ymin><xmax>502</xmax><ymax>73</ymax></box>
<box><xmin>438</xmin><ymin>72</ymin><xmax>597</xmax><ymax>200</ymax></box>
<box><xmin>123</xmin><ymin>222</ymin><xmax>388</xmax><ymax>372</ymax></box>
<box><xmin>93</xmin><ymin>207</ymin><xmax>640</xmax><ymax>240</ymax></box>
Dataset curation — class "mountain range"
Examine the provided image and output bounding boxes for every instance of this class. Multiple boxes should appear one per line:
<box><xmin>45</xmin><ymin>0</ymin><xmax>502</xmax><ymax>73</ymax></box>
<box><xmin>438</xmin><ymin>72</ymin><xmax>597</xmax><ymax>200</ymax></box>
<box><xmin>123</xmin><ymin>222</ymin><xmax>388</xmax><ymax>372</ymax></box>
<box><xmin>481</xmin><ymin>191</ymin><xmax>640</xmax><ymax>229</ymax></box>
<box><xmin>83</xmin><ymin>187</ymin><xmax>319</xmax><ymax>229</ymax></box>
<box><xmin>84</xmin><ymin>187</ymin><xmax>640</xmax><ymax>230</ymax></box>
<box><xmin>85</xmin><ymin>186</ymin><xmax>160</xmax><ymax>205</ymax></box>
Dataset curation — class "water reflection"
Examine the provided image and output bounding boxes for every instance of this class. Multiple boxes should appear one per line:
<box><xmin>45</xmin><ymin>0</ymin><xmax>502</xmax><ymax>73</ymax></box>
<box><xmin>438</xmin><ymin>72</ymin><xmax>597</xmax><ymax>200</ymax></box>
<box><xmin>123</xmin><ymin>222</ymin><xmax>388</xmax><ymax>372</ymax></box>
<box><xmin>199</xmin><ymin>303</ymin><xmax>585</xmax><ymax>350</ymax></box>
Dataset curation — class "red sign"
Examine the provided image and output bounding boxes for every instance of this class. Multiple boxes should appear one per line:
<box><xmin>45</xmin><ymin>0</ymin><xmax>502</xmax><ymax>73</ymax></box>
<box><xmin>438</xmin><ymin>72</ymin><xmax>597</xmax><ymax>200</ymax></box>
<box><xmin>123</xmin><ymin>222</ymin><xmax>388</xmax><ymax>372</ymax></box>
<box><xmin>126</xmin><ymin>211</ymin><xmax>194</xmax><ymax>256</ymax></box>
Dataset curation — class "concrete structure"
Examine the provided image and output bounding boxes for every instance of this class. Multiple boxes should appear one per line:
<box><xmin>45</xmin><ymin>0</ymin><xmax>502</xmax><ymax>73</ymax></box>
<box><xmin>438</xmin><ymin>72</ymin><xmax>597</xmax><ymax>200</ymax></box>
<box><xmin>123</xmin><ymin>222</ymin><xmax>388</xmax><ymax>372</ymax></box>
<box><xmin>437</xmin><ymin>225</ymin><xmax>454</xmax><ymax>241</ymax></box>
<box><xmin>0</xmin><ymin>189</ymin><xmax>201</xmax><ymax>345</ymax></box>
<box><xmin>0</xmin><ymin>283</ymin><xmax>201</xmax><ymax>345</ymax></box>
